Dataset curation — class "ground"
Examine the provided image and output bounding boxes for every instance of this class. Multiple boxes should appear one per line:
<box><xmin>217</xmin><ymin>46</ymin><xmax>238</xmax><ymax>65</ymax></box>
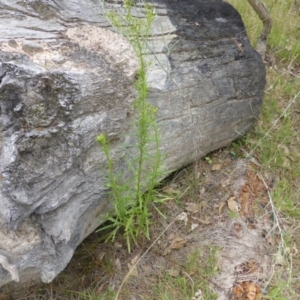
<box><xmin>2</xmin><ymin>149</ymin><xmax>297</xmax><ymax>300</ymax></box>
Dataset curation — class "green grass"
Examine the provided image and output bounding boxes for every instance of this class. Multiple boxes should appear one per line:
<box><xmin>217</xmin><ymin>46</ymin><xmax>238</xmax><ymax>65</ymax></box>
<box><xmin>228</xmin><ymin>0</ymin><xmax>300</xmax><ymax>63</ymax></box>
<box><xmin>153</xmin><ymin>246</ymin><xmax>218</xmax><ymax>300</ymax></box>
<box><xmin>97</xmin><ymin>0</ymin><xmax>165</xmax><ymax>252</ymax></box>
<box><xmin>227</xmin><ymin>0</ymin><xmax>300</xmax><ymax>298</ymax></box>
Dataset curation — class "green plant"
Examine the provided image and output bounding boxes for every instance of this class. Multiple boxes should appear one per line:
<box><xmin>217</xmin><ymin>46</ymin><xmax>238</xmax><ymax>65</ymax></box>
<box><xmin>97</xmin><ymin>0</ymin><xmax>164</xmax><ymax>252</ymax></box>
<box><xmin>75</xmin><ymin>288</ymin><xmax>116</xmax><ymax>300</ymax></box>
<box><xmin>205</xmin><ymin>156</ymin><xmax>213</xmax><ymax>165</ymax></box>
<box><xmin>153</xmin><ymin>246</ymin><xmax>218</xmax><ymax>300</ymax></box>
<box><xmin>226</xmin><ymin>1</ymin><xmax>300</xmax><ymax>297</ymax></box>
<box><xmin>265</xmin><ymin>284</ymin><xmax>292</xmax><ymax>300</ymax></box>
<box><xmin>227</xmin><ymin>0</ymin><xmax>300</xmax><ymax>63</ymax></box>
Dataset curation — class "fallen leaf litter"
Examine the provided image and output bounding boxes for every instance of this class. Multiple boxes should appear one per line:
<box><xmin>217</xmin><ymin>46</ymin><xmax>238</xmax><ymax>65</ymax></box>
<box><xmin>105</xmin><ymin>156</ymin><xmax>279</xmax><ymax>299</ymax></box>
<box><xmin>31</xmin><ymin>153</ymin><xmax>284</xmax><ymax>300</ymax></box>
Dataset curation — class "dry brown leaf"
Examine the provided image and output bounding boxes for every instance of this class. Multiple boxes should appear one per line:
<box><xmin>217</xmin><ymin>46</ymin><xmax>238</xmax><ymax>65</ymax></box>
<box><xmin>232</xmin><ymin>284</ymin><xmax>244</xmax><ymax>298</ymax></box>
<box><xmin>279</xmin><ymin>144</ymin><xmax>290</xmax><ymax>156</ymax></box>
<box><xmin>131</xmin><ymin>255</ymin><xmax>139</xmax><ymax>265</ymax></box>
<box><xmin>95</xmin><ymin>284</ymin><xmax>105</xmax><ymax>296</ymax></box>
<box><xmin>218</xmin><ymin>201</ymin><xmax>226</xmax><ymax>215</ymax></box>
<box><xmin>127</xmin><ymin>263</ymin><xmax>138</xmax><ymax>277</ymax></box>
<box><xmin>199</xmin><ymin>200</ymin><xmax>208</xmax><ymax>210</ymax></box>
<box><xmin>247</xmin><ymin>260</ymin><xmax>255</xmax><ymax>269</ymax></box>
<box><xmin>186</xmin><ymin>202</ymin><xmax>201</xmax><ymax>213</ymax></box>
<box><xmin>169</xmin><ymin>236</ymin><xmax>188</xmax><ymax>250</ymax></box>
<box><xmin>168</xmin><ymin>267</ymin><xmax>180</xmax><ymax>277</ymax></box>
<box><xmin>127</xmin><ymin>255</ymin><xmax>140</xmax><ymax>277</ymax></box>
<box><xmin>255</xmin><ymin>288</ymin><xmax>262</xmax><ymax>300</ymax></box>
<box><xmin>233</xmin><ymin>222</ymin><xmax>243</xmax><ymax>233</ymax></box>
<box><xmin>142</xmin><ymin>264</ymin><xmax>152</xmax><ymax>273</ymax></box>
<box><xmin>232</xmin><ymin>282</ymin><xmax>261</xmax><ymax>300</ymax></box>
<box><xmin>126</xmin><ymin>255</ymin><xmax>140</xmax><ymax>277</ymax></box>
<box><xmin>191</xmin><ymin>223</ymin><xmax>199</xmax><ymax>231</ymax></box>
<box><xmin>245</xmin><ymin>282</ymin><xmax>256</xmax><ymax>300</ymax></box>
<box><xmin>227</xmin><ymin>197</ymin><xmax>239</xmax><ymax>213</ymax></box>
<box><xmin>114</xmin><ymin>242</ymin><xmax>122</xmax><ymax>248</ymax></box>
<box><xmin>162</xmin><ymin>185</ymin><xmax>180</xmax><ymax>195</ymax></box>
<box><xmin>191</xmin><ymin>216</ymin><xmax>211</xmax><ymax>225</ymax></box>
<box><xmin>221</xmin><ymin>178</ymin><xmax>231</xmax><ymax>187</ymax></box>
<box><xmin>167</xmin><ymin>233</ymin><xmax>176</xmax><ymax>241</ymax></box>
<box><xmin>260</xmin><ymin>255</ymin><xmax>269</xmax><ymax>274</ymax></box>
<box><xmin>244</xmin><ymin>260</ymin><xmax>259</xmax><ymax>274</ymax></box>
<box><xmin>266</xmin><ymin>235</ymin><xmax>276</xmax><ymax>246</ymax></box>
<box><xmin>282</xmin><ymin>158</ymin><xmax>291</xmax><ymax>169</ymax></box>
<box><xmin>115</xmin><ymin>258</ymin><xmax>122</xmax><ymax>271</ymax></box>
<box><xmin>274</xmin><ymin>251</ymin><xmax>286</xmax><ymax>266</ymax></box>
<box><xmin>177</xmin><ymin>212</ymin><xmax>188</xmax><ymax>226</ymax></box>
<box><xmin>96</xmin><ymin>252</ymin><xmax>105</xmax><ymax>262</ymax></box>
<box><xmin>212</xmin><ymin>163</ymin><xmax>222</xmax><ymax>171</ymax></box>
<box><xmin>162</xmin><ymin>248</ymin><xmax>171</xmax><ymax>256</ymax></box>
<box><xmin>200</xmin><ymin>187</ymin><xmax>205</xmax><ymax>195</ymax></box>
<box><xmin>291</xmin><ymin>244</ymin><xmax>299</xmax><ymax>256</ymax></box>
<box><xmin>199</xmin><ymin>216</ymin><xmax>212</xmax><ymax>225</ymax></box>
<box><xmin>249</xmin><ymin>157</ymin><xmax>262</xmax><ymax>168</ymax></box>
<box><xmin>186</xmin><ymin>201</ymin><xmax>207</xmax><ymax>214</ymax></box>
<box><xmin>192</xmin><ymin>289</ymin><xmax>203</xmax><ymax>300</ymax></box>
<box><xmin>163</xmin><ymin>234</ymin><xmax>188</xmax><ymax>255</ymax></box>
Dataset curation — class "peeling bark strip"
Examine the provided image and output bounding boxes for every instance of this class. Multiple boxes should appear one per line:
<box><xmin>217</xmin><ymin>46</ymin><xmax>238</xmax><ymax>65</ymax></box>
<box><xmin>247</xmin><ymin>0</ymin><xmax>272</xmax><ymax>58</ymax></box>
<box><xmin>0</xmin><ymin>254</ymin><xmax>19</xmax><ymax>283</ymax></box>
<box><xmin>0</xmin><ymin>0</ymin><xmax>265</xmax><ymax>289</ymax></box>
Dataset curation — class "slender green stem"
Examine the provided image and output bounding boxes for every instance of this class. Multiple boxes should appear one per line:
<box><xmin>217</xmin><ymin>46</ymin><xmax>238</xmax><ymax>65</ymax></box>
<box><xmin>97</xmin><ymin>0</ymin><xmax>164</xmax><ymax>252</ymax></box>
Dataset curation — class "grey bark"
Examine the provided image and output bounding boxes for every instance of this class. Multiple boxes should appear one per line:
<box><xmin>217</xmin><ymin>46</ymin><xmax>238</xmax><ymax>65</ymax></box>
<box><xmin>247</xmin><ymin>0</ymin><xmax>272</xmax><ymax>59</ymax></box>
<box><xmin>0</xmin><ymin>0</ymin><xmax>265</xmax><ymax>289</ymax></box>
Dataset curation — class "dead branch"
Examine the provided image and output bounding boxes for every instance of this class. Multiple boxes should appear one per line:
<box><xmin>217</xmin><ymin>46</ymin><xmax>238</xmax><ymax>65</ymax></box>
<box><xmin>247</xmin><ymin>0</ymin><xmax>272</xmax><ymax>59</ymax></box>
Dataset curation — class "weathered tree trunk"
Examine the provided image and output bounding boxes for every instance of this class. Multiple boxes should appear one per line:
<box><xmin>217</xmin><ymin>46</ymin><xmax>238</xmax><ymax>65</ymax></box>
<box><xmin>0</xmin><ymin>0</ymin><xmax>265</xmax><ymax>289</ymax></box>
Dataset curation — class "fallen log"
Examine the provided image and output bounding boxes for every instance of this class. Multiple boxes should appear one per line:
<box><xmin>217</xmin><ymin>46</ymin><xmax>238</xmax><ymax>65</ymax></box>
<box><xmin>0</xmin><ymin>0</ymin><xmax>265</xmax><ymax>289</ymax></box>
